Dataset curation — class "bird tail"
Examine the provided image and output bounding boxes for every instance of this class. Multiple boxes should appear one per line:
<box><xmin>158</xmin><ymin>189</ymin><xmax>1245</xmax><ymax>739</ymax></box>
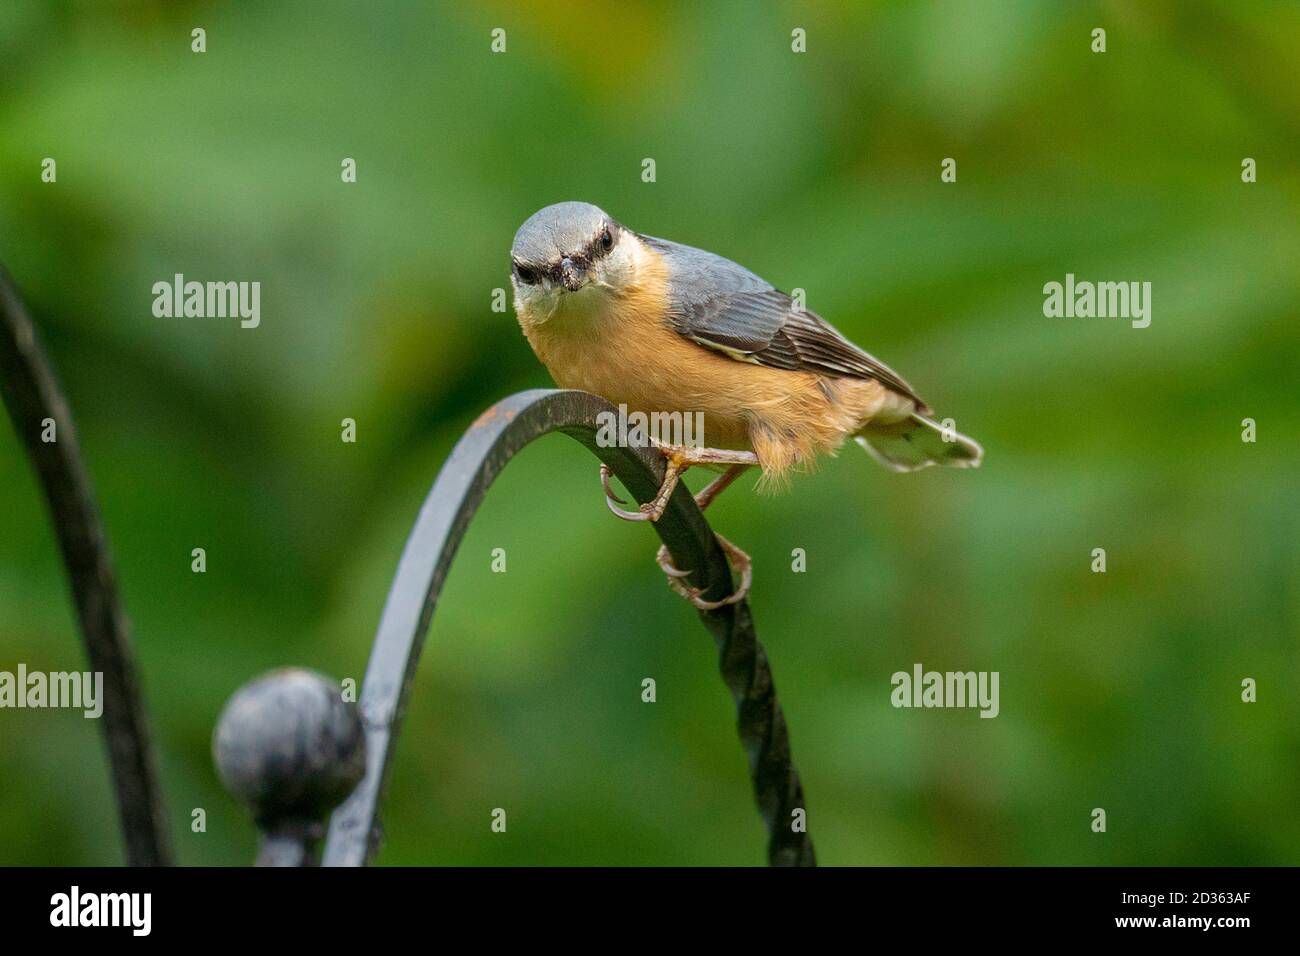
<box><xmin>854</xmin><ymin>412</ymin><xmax>983</xmax><ymax>472</ymax></box>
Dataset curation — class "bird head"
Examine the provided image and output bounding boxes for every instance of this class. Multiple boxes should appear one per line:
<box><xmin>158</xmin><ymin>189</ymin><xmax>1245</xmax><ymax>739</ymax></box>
<box><xmin>510</xmin><ymin>202</ymin><xmax>638</xmax><ymax>320</ymax></box>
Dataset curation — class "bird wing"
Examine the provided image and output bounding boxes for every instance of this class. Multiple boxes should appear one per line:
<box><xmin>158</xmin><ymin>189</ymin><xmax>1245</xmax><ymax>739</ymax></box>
<box><xmin>640</xmin><ymin>235</ymin><xmax>926</xmax><ymax>406</ymax></box>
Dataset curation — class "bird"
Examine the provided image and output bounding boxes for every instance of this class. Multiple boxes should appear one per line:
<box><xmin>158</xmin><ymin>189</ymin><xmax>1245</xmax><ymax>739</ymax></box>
<box><xmin>509</xmin><ymin>201</ymin><xmax>981</xmax><ymax>609</ymax></box>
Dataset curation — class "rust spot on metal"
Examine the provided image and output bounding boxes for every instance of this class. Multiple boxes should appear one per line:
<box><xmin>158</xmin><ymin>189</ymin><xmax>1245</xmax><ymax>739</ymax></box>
<box><xmin>470</xmin><ymin>405</ymin><xmax>515</xmax><ymax>430</ymax></box>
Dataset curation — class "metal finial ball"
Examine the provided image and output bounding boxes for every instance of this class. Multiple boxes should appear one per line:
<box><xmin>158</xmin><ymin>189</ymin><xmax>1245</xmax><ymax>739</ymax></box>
<box><xmin>214</xmin><ymin>668</ymin><xmax>365</xmax><ymax>825</ymax></box>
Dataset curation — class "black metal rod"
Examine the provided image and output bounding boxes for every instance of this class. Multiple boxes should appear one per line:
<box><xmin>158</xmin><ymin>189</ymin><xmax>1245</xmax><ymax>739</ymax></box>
<box><xmin>0</xmin><ymin>265</ymin><xmax>172</xmax><ymax>866</ymax></box>
<box><xmin>321</xmin><ymin>389</ymin><xmax>813</xmax><ymax>866</ymax></box>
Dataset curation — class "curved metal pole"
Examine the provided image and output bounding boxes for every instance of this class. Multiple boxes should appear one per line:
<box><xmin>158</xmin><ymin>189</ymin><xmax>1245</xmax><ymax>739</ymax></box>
<box><xmin>0</xmin><ymin>265</ymin><xmax>172</xmax><ymax>866</ymax></box>
<box><xmin>322</xmin><ymin>389</ymin><xmax>813</xmax><ymax>866</ymax></box>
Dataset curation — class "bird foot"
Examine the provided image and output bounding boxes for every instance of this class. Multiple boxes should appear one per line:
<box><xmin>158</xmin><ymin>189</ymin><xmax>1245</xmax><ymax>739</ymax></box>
<box><xmin>599</xmin><ymin>447</ymin><xmax>756</xmax><ymax>523</ymax></box>
<box><xmin>601</xmin><ymin>463</ymin><xmax>660</xmax><ymax>521</ymax></box>
<box><xmin>598</xmin><ymin>453</ymin><xmax>757</xmax><ymax>608</ymax></box>
<box><xmin>655</xmin><ymin>534</ymin><xmax>752</xmax><ymax>610</ymax></box>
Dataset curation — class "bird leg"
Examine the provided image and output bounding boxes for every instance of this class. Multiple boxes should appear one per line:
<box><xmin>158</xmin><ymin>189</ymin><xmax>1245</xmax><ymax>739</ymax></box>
<box><xmin>692</xmin><ymin>463</ymin><xmax>751</xmax><ymax>512</ymax></box>
<box><xmin>599</xmin><ymin>445</ymin><xmax>758</xmax><ymax>523</ymax></box>
<box><xmin>598</xmin><ymin>450</ymin><xmax>758</xmax><ymax>610</ymax></box>
<box><xmin>654</xmin><ymin>462</ymin><xmax>755</xmax><ymax>608</ymax></box>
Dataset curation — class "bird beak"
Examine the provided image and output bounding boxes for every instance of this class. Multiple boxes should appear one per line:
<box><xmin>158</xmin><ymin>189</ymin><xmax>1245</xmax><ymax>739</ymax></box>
<box><xmin>559</xmin><ymin>257</ymin><xmax>587</xmax><ymax>292</ymax></box>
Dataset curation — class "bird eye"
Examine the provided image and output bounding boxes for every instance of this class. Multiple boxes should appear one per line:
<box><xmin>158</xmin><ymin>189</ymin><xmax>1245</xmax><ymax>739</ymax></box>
<box><xmin>600</xmin><ymin>227</ymin><xmax>613</xmax><ymax>251</ymax></box>
<box><xmin>513</xmin><ymin>261</ymin><xmax>539</xmax><ymax>285</ymax></box>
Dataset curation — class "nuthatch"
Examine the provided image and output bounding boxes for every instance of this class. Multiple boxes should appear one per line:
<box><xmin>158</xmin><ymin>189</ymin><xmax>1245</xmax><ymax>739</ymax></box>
<box><xmin>510</xmin><ymin>201</ymin><xmax>982</xmax><ymax>608</ymax></box>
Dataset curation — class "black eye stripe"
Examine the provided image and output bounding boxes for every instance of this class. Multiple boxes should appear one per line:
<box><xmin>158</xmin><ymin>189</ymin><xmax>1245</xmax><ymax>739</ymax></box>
<box><xmin>586</xmin><ymin>227</ymin><xmax>616</xmax><ymax>261</ymax></box>
<box><xmin>515</xmin><ymin>225</ymin><xmax>615</xmax><ymax>286</ymax></box>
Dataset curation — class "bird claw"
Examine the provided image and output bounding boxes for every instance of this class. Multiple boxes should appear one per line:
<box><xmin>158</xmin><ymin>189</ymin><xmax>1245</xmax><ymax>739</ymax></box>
<box><xmin>599</xmin><ymin>464</ymin><xmax>627</xmax><ymax>504</ymax></box>
<box><xmin>655</xmin><ymin>534</ymin><xmax>752</xmax><ymax>610</ymax></box>
<box><xmin>599</xmin><ymin>454</ymin><xmax>756</xmax><ymax>607</ymax></box>
<box><xmin>601</xmin><ymin>464</ymin><xmax>655</xmax><ymax>521</ymax></box>
<box><xmin>599</xmin><ymin>462</ymin><xmax>674</xmax><ymax>522</ymax></box>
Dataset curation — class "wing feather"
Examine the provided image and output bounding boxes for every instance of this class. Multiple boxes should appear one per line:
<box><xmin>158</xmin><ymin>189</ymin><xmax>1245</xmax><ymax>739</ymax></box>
<box><xmin>641</xmin><ymin>235</ymin><xmax>926</xmax><ymax>407</ymax></box>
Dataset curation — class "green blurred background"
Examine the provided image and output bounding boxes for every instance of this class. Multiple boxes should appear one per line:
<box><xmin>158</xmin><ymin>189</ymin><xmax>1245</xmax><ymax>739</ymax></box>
<box><xmin>1</xmin><ymin>0</ymin><xmax>1297</xmax><ymax>865</ymax></box>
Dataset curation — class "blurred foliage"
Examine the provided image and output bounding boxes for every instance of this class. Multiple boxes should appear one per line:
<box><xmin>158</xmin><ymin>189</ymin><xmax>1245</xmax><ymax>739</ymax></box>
<box><xmin>0</xmin><ymin>0</ymin><xmax>1297</xmax><ymax>865</ymax></box>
